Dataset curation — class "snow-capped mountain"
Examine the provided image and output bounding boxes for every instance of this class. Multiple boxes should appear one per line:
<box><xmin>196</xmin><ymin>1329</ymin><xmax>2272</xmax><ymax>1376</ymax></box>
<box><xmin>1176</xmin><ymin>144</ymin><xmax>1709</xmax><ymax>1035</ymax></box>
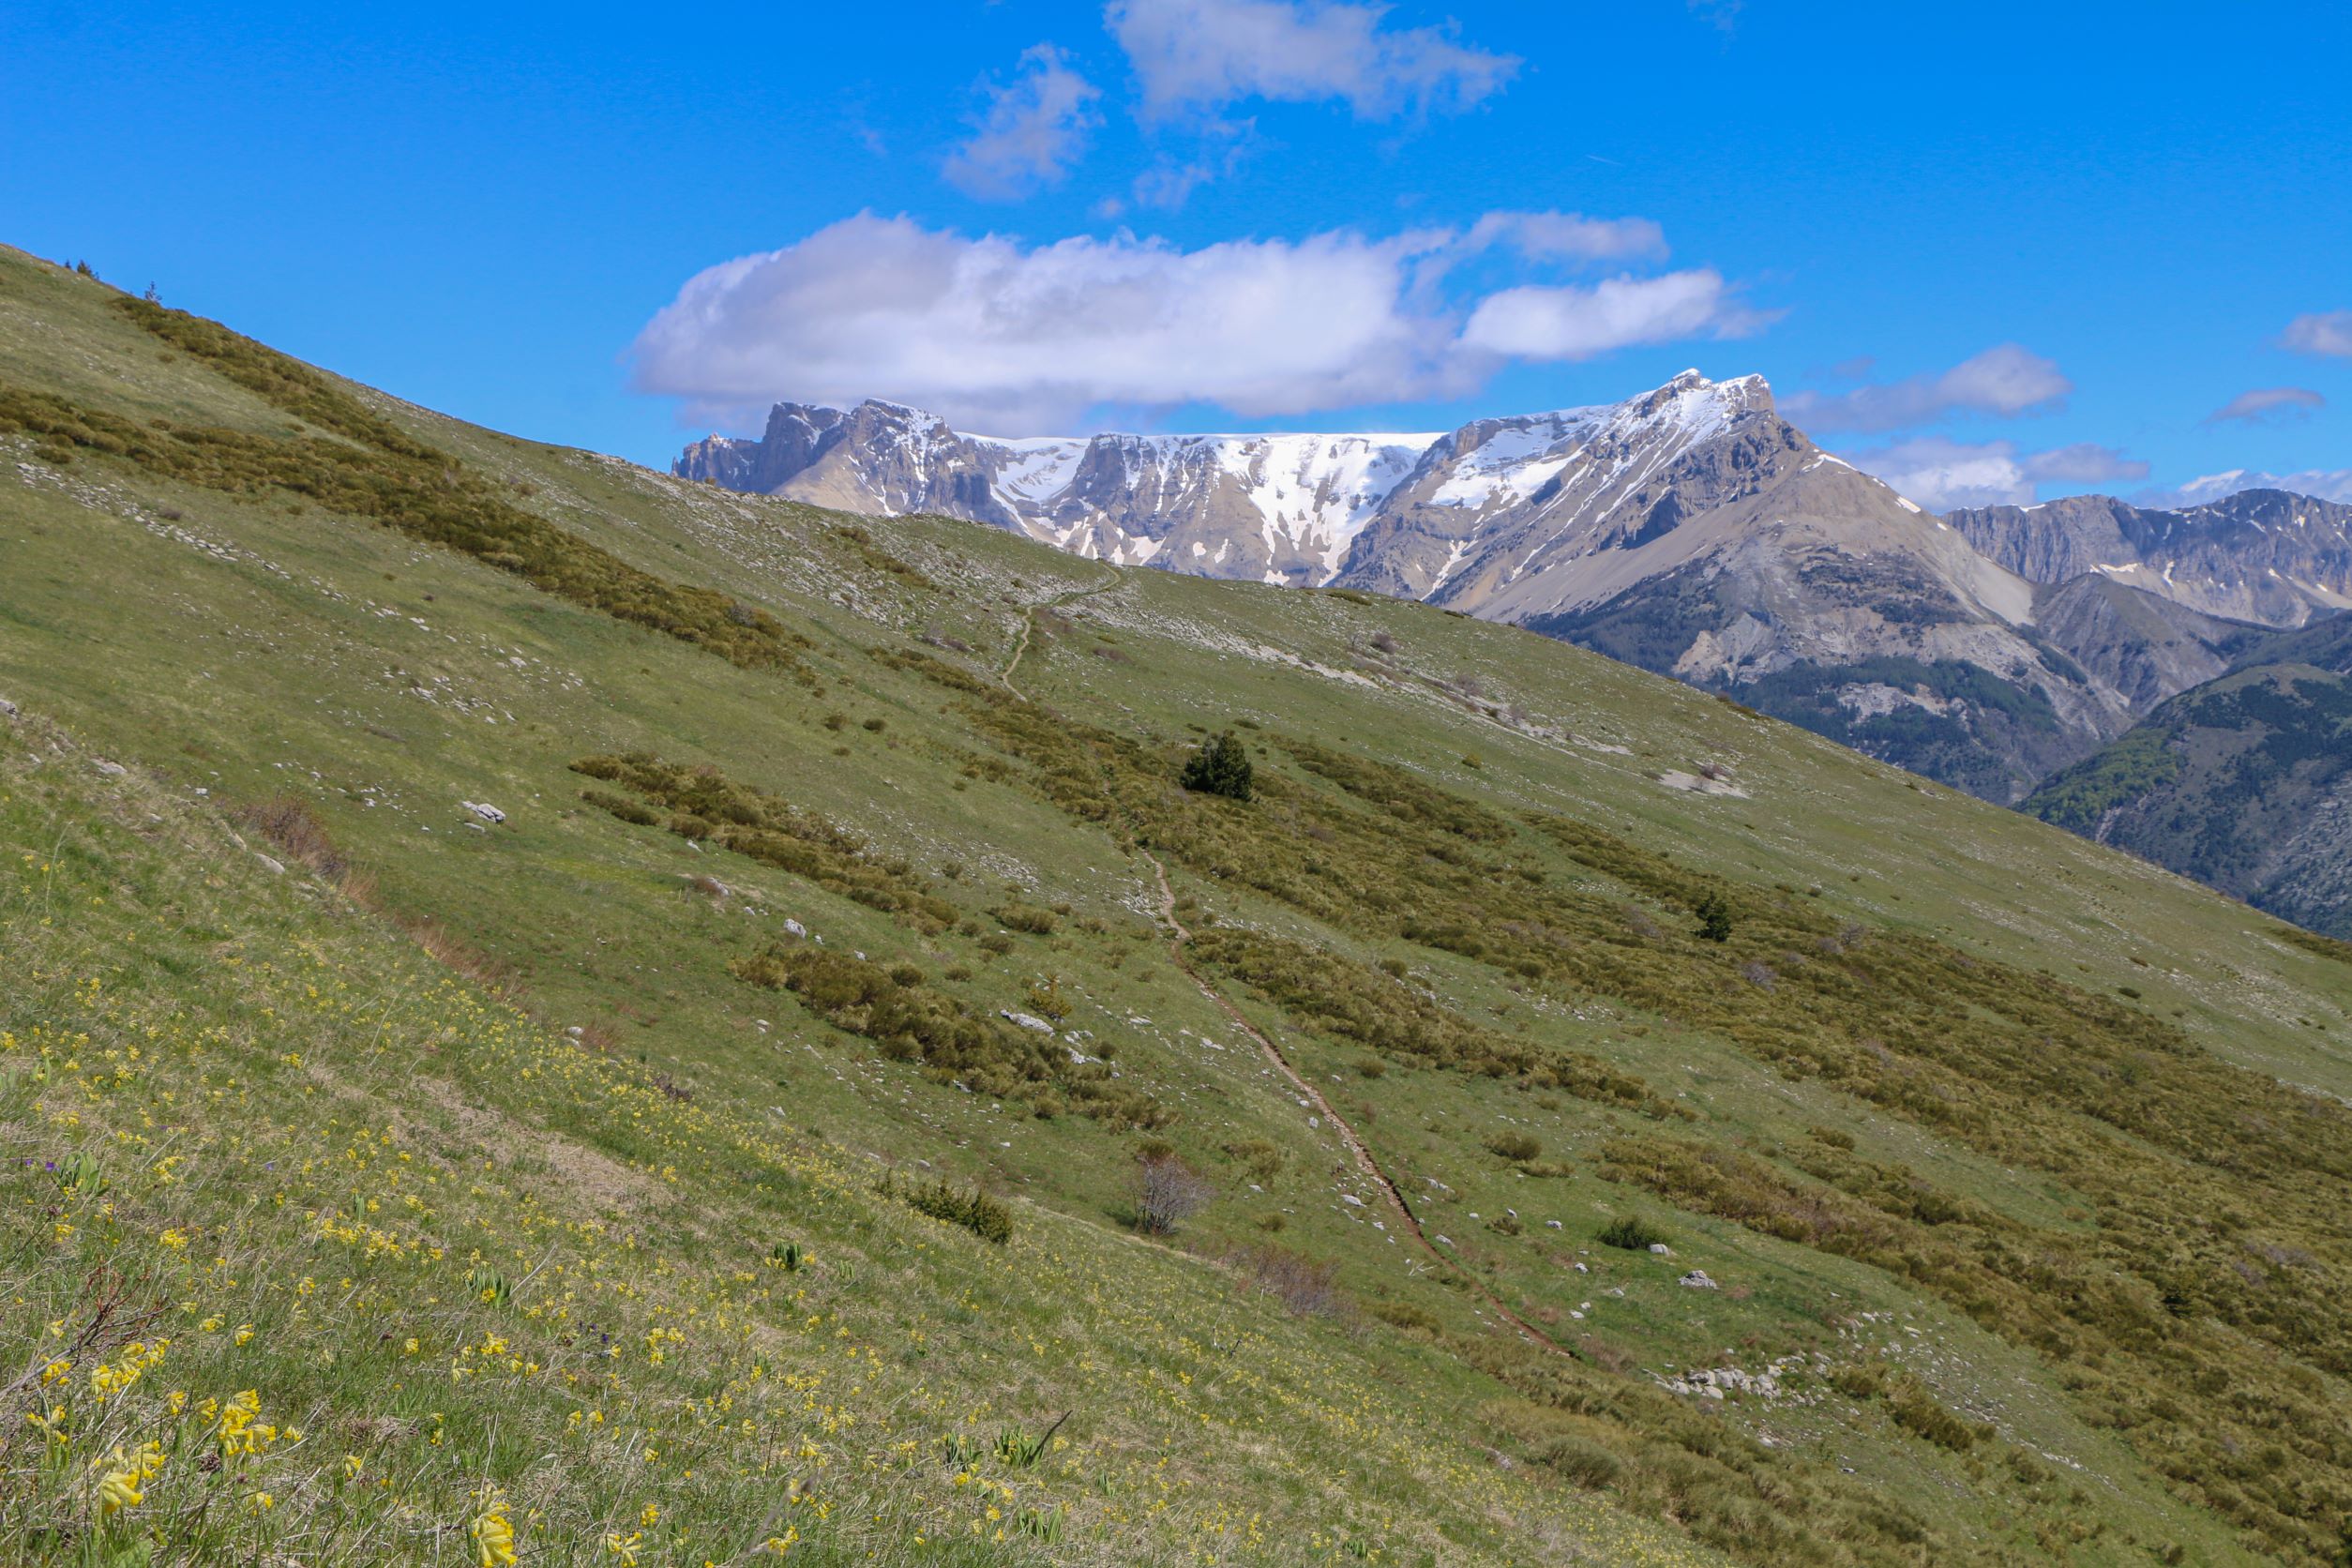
<box><xmin>680</xmin><ymin>399</ymin><xmax>1437</xmax><ymax>585</ymax></box>
<box><xmin>674</xmin><ymin>372</ymin><xmax>2340</xmax><ymax>805</ymax></box>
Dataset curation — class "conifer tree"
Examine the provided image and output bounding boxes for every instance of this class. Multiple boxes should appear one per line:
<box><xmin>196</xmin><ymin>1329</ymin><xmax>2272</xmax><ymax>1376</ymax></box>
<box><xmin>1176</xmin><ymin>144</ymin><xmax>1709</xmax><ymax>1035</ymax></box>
<box><xmin>1179</xmin><ymin>730</ymin><xmax>1253</xmax><ymax>801</ymax></box>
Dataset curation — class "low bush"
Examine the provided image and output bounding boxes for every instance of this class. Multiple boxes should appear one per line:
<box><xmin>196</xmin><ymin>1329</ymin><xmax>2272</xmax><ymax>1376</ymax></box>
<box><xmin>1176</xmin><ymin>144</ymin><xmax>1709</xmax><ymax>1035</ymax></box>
<box><xmin>1485</xmin><ymin>1131</ymin><xmax>1543</xmax><ymax>1162</ymax></box>
<box><xmin>573</xmin><ymin>754</ymin><xmax>957</xmax><ymax>933</ymax></box>
<box><xmin>893</xmin><ymin>1176</ymin><xmax>1013</xmax><ymax>1245</ymax></box>
<box><xmin>1597</xmin><ymin>1216</ymin><xmax>1668</xmax><ymax>1251</ymax></box>
<box><xmin>734</xmin><ymin>943</ymin><xmax>1165</xmax><ymax>1127</ymax></box>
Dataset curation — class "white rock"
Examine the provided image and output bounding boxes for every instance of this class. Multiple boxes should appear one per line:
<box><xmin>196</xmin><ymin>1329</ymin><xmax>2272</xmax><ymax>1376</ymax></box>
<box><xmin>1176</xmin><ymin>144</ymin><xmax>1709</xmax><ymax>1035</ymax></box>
<box><xmin>256</xmin><ymin>854</ymin><xmax>286</xmax><ymax>875</ymax></box>
<box><xmin>1001</xmin><ymin>1011</ymin><xmax>1056</xmax><ymax>1034</ymax></box>
<box><xmin>1680</xmin><ymin>1270</ymin><xmax>1719</xmax><ymax>1289</ymax></box>
<box><xmin>1340</xmin><ymin>1194</ymin><xmax>1364</xmax><ymax>1207</ymax></box>
<box><xmin>784</xmin><ymin>919</ymin><xmax>807</xmax><ymax>937</ymax></box>
<box><xmin>463</xmin><ymin>801</ymin><xmax>505</xmax><ymax>823</ymax></box>
<box><xmin>94</xmin><ymin>760</ymin><xmax>128</xmax><ymax>776</ymax></box>
<box><xmin>1649</xmin><ymin>1243</ymin><xmax>1673</xmax><ymax>1256</ymax></box>
<box><xmin>0</xmin><ymin>697</ymin><xmax>18</xmax><ymax>718</ymax></box>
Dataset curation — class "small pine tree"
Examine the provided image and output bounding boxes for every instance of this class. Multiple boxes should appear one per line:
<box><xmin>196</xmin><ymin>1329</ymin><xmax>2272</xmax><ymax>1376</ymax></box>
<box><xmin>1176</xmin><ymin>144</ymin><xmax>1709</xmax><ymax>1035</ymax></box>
<box><xmin>1694</xmin><ymin>892</ymin><xmax>1733</xmax><ymax>942</ymax></box>
<box><xmin>1179</xmin><ymin>730</ymin><xmax>1253</xmax><ymax>801</ymax></box>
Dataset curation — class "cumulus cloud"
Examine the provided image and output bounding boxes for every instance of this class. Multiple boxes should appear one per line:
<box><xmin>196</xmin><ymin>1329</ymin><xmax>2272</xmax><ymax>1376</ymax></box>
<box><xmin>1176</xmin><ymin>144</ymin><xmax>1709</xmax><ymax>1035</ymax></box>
<box><xmin>1784</xmin><ymin>345</ymin><xmax>2072</xmax><ymax>435</ymax></box>
<box><xmin>2202</xmin><ymin>386</ymin><xmax>2325</xmax><ymax>426</ymax></box>
<box><xmin>1841</xmin><ymin>436</ymin><xmax>2147</xmax><ymax>512</ymax></box>
<box><xmin>1107</xmin><ymin>0</ymin><xmax>1517</xmax><ymax>120</ymax></box>
<box><xmin>1462</xmin><ymin>272</ymin><xmax>1764</xmax><ymax>360</ymax></box>
<box><xmin>942</xmin><ymin>45</ymin><xmax>1102</xmax><ymax>200</ymax></box>
<box><xmin>2141</xmin><ymin>468</ymin><xmax>2352</xmax><ymax>507</ymax></box>
<box><xmin>2283</xmin><ymin>309</ymin><xmax>2352</xmax><ymax>358</ymax></box>
<box><xmin>630</xmin><ymin>212</ymin><xmax>1761</xmax><ymax>431</ymax></box>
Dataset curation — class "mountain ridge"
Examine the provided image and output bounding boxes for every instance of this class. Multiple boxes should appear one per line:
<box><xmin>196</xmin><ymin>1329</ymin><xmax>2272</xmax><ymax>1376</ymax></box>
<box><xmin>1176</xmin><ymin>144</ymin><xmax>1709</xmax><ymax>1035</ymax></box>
<box><xmin>679</xmin><ymin>381</ymin><xmax>2347</xmax><ymax>830</ymax></box>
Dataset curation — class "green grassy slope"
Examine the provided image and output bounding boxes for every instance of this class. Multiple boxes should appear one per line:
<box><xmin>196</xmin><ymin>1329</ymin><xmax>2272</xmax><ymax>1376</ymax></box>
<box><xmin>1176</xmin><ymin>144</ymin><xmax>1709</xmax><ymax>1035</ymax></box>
<box><xmin>4</xmin><ymin>244</ymin><xmax>2351</xmax><ymax>1567</ymax></box>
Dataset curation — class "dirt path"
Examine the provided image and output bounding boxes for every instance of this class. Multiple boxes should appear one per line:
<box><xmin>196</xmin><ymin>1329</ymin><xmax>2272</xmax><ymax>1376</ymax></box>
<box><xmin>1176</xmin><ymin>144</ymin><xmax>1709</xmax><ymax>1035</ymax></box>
<box><xmin>1138</xmin><ymin>849</ymin><xmax>1579</xmax><ymax>1358</ymax></box>
<box><xmin>997</xmin><ymin>568</ymin><xmax>1579</xmax><ymax>1361</ymax></box>
<box><xmin>999</xmin><ymin>565</ymin><xmax>1124</xmax><ymax>700</ymax></box>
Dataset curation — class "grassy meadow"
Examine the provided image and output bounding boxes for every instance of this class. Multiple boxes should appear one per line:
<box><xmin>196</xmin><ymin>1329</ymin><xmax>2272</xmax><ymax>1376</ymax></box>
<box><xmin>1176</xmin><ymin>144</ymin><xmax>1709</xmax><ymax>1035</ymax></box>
<box><xmin>3</xmin><ymin>243</ymin><xmax>2350</xmax><ymax>1565</ymax></box>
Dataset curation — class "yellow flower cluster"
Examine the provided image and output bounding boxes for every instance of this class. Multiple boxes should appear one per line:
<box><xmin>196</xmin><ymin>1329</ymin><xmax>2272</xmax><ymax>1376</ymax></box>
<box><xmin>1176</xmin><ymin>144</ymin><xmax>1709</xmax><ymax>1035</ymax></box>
<box><xmin>94</xmin><ymin>1440</ymin><xmax>166</xmax><ymax>1517</ymax></box>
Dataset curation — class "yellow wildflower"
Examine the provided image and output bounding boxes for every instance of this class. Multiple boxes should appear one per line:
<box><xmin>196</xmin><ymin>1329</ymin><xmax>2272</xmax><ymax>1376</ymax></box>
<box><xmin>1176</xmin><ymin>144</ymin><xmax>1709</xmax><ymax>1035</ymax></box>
<box><xmin>470</xmin><ymin>1498</ymin><xmax>519</xmax><ymax>1567</ymax></box>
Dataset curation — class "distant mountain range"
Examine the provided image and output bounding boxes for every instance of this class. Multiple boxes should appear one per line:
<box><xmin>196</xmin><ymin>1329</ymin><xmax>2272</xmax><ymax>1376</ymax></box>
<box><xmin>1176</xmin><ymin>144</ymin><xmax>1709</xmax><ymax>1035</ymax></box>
<box><xmin>678</xmin><ymin>378</ymin><xmax>2352</xmax><ymax>925</ymax></box>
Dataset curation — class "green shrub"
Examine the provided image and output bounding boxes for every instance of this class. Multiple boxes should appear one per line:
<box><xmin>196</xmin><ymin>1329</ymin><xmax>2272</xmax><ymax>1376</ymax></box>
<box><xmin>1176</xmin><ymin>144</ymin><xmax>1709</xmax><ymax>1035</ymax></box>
<box><xmin>1537</xmin><ymin>1433</ymin><xmax>1623</xmax><ymax>1488</ymax></box>
<box><xmin>1223</xmin><ymin>1138</ymin><xmax>1284</xmax><ymax>1184</ymax></box>
<box><xmin>993</xmin><ymin>902</ymin><xmax>1059</xmax><ymax>935</ymax></box>
<box><xmin>734</xmin><ymin>943</ymin><xmax>1164</xmax><ymax>1128</ymax></box>
<box><xmin>573</xmin><ymin>754</ymin><xmax>957</xmax><ymax>933</ymax></box>
<box><xmin>896</xmin><ymin>1176</ymin><xmax>1014</xmax><ymax>1245</ymax></box>
<box><xmin>1694</xmin><ymin>893</ymin><xmax>1733</xmax><ymax>943</ymax></box>
<box><xmin>1485</xmin><ymin>1131</ymin><xmax>1543</xmax><ymax>1162</ymax></box>
<box><xmin>1179</xmin><ymin>730</ymin><xmax>1254</xmax><ymax>801</ymax></box>
<box><xmin>1597</xmin><ymin>1216</ymin><xmax>1667</xmax><ymax>1251</ymax></box>
<box><xmin>1892</xmin><ymin>1391</ymin><xmax>1984</xmax><ymax>1452</ymax></box>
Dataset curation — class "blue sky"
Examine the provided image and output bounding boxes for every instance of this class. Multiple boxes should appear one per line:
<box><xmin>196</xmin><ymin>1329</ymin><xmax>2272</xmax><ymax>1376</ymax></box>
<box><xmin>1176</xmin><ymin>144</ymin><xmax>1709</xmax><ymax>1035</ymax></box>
<box><xmin>5</xmin><ymin>1</ymin><xmax>2348</xmax><ymax>506</ymax></box>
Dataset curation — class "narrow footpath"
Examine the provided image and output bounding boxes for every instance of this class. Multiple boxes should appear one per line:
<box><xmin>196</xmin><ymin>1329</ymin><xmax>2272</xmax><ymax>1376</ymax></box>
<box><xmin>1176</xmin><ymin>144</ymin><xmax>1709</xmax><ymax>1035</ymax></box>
<box><xmin>998</xmin><ymin>567</ymin><xmax>1580</xmax><ymax>1362</ymax></box>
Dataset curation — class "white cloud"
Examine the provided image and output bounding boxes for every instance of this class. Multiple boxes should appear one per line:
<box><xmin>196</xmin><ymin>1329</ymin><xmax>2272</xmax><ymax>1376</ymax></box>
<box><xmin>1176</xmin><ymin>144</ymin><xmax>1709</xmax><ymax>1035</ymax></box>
<box><xmin>942</xmin><ymin>45</ymin><xmax>1102</xmax><ymax>200</ymax></box>
<box><xmin>2202</xmin><ymin>386</ymin><xmax>2325</xmax><ymax>426</ymax></box>
<box><xmin>1841</xmin><ymin>436</ymin><xmax>2147</xmax><ymax>512</ymax></box>
<box><xmin>1784</xmin><ymin>345</ymin><xmax>2072</xmax><ymax>434</ymax></box>
<box><xmin>633</xmin><ymin>215</ymin><xmax>1465</xmax><ymax>431</ymax></box>
<box><xmin>630</xmin><ymin>212</ymin><xmax>1762</xmax><ymax>431</ymax></box>
<box><xmin>2142</xmin><ymin>468</ymin><xmax>2352</xmax><ymax>507</ymax></box>
<box><xmin>1462</xmin><ymin>271</ymin><xmax>1763</xmax><ymax>361</ymax></box>
<box><xmin>1107</xmin><ymin>0</ymin><xmax>1517</xmax><ymax>120</ymax></box>
<box><xmin>1461</xmin><ymin>210</ymin><xmax>1667</xmax><ymax>264</ymax></box>
<box><xmin>2282</xmin><ymin>309</ymin><xmax>2352</xmax><ymax>358</ymax></box>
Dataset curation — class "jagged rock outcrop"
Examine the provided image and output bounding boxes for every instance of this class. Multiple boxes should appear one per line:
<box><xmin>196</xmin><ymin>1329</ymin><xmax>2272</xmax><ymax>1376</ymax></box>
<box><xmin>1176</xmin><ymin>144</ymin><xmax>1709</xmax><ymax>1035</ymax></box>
<box><xmin>1949</xmin><ymin>490</ymin><xmax>2352</xmax><ymax>628</ymax></box>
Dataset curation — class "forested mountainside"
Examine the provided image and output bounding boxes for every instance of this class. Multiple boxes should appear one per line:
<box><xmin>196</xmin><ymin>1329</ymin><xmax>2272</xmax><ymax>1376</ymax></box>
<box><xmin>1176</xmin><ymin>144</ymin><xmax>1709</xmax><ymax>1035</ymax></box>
<box><xmin>2027</xmin><ymin>612</ymin><xmax>2352</xmax><ymax>938</ymax></box>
